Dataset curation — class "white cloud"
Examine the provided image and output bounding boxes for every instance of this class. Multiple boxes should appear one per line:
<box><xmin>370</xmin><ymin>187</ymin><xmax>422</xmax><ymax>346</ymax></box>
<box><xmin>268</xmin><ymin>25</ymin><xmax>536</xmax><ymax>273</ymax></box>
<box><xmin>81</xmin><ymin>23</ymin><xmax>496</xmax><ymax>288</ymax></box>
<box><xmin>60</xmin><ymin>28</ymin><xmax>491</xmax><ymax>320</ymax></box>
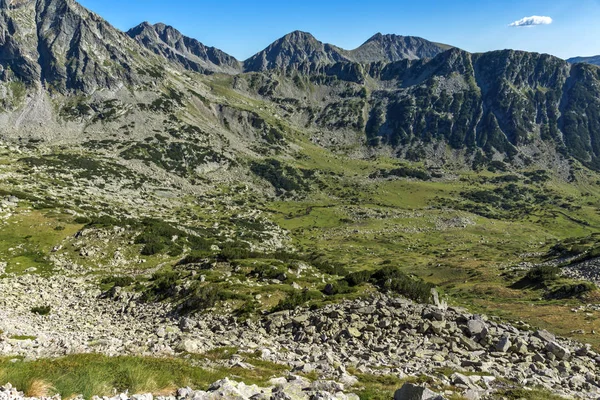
<box><xmin>509</xmin><ymin>16</ymin><xmax>553</xmax><ymax>27</ymax></box>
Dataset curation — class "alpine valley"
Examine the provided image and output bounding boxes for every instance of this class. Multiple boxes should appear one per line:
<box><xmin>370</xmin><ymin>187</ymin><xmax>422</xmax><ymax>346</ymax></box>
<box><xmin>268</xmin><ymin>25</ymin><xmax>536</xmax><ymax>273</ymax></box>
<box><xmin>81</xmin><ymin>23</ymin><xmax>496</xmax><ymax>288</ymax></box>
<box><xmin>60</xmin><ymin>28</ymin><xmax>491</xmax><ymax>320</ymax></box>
<box><xmin>1</xmin><ymin>0</ymin><xmax>600</xmax><ymax>399</ymax></box>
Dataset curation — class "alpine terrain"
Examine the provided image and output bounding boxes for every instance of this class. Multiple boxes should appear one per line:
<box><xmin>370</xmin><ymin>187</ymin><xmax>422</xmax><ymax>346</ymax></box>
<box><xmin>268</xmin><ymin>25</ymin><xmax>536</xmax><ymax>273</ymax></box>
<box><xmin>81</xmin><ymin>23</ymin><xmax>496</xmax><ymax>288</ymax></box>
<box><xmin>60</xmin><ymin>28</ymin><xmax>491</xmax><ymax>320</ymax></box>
<box><xmin>1</xmin><ymin>0</ymin><xmax>600</xmax><ymax>399</ymax></box>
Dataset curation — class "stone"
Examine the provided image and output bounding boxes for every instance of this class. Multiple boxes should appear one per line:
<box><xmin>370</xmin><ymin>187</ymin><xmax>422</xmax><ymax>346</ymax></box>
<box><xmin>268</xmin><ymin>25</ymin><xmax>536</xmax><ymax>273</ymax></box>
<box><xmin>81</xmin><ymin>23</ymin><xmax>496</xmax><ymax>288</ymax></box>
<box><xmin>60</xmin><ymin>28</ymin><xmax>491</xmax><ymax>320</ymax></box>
<box><xmin>466</xmin><ymin>320</ymin><xmax>486</xmax><ymax>337</ymax></box>
<box><xmin>156</xmin><ymin>327</ymin><xmax>167</xmax><ymax>338</ymax></box>
<box><xmin>179</xmin><ymin>318</ymin><xmax>196</xmax><ymax>332</ymax></box>
<box><xmin>323</xmin><ymin>283</ymin><xmax>335</xmax><ymax>296</ymax></box>
<box><xmin>546</xmin><ymin>342</ymin><xmax>571</xmax><ymax>360</ymax></box>
<box><xmin>394</xmin><ymin>383</ymin><xmax>446</xmax><ymax>400</ymax></box>
<box><xmin>178</xmin><ymin>338</ymin><xmax>202</xmax><ymax>353</ymax></box>
<box><xmin>495</xmin><ymin>337</ymin><xmax>511</xmax><ymax>353</ymax></box>
<box><xmin>534</xmin><ymin>330</ymin><xmax>556</xmax><ymax>343</ymax></box>
<box><xmin>346</xmin><ymin>327</ymin><xmax>361</xmax><ymax>338</ymax></box>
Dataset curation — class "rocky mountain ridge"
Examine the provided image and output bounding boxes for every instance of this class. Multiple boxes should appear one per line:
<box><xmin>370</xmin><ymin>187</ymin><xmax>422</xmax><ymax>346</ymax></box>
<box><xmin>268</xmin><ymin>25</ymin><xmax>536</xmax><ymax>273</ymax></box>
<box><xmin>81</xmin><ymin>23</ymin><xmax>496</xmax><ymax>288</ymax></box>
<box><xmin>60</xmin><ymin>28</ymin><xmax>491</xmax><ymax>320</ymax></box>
<box><xmin>127</xmin><ymin>22</ymin><xmax>241</xmax><ymax>75</ymax></box>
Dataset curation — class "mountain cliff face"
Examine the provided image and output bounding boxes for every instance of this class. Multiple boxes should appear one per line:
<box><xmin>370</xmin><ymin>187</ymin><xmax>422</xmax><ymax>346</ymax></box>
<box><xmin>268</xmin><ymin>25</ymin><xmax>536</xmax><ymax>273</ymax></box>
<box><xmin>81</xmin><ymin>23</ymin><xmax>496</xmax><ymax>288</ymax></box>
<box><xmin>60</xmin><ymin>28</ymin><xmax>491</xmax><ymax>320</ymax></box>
<box><xmin>301</xmin><ymin>48</ymin><xmax>600</xmax><ymax>169</ymax></box>
<box><xmin>127</xmin><ymin>22</ymin><xmax>241</xmax><ymax>74</ymax></box>
<box><xmin>0</xmin><ymin>0</ymin><xmax>152</xmax><ymax>93</ymax></box>
<box><xmin>568</xmin><ymin>55</ymin><xmax>600</xmax><ymax>66</ymax></box>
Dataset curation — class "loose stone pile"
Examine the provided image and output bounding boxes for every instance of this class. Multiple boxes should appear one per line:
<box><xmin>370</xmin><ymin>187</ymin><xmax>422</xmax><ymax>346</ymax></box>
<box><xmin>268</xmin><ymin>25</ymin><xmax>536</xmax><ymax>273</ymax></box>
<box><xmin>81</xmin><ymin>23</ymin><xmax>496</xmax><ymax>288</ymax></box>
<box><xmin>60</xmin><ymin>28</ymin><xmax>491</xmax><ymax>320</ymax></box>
<box><xmin>0</xmin><ymin>274</ymin><xmax>599</xmax><ymax>399</ymax></box>
<box><xmin>0</xmin><ymin>378</ymin><xmax>361</xmax><ymax>400</ymax></box>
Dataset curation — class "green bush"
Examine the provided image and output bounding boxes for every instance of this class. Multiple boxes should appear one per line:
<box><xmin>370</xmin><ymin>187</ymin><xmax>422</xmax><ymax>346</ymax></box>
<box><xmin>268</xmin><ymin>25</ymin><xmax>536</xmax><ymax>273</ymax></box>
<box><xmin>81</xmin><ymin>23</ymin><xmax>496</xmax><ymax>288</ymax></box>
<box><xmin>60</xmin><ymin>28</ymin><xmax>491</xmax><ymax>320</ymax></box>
<box><xmin>143</xmin><ymin>269</ymin><xmax>180</xmax><ymax>301</ymax></box>
<box><xmin>322</xmin><ymin>280</ymin><xmax>355</xmax><ymax>295</ymax></box>
<box><xmin>547</xmin><ymin>283</ymin><xmax>595</xmax><ymax>299</ymax></box>
<box><xmin>250</xmin><ymin>264</ymin><xmax>288</xmax><ymax>281</ymax></box>
<box><xmin>371</xmin><ymin>266</ymin><xmax>434</xmax><ymax>303</ymax></box>
<box><xmin>178</xmin><ymin>250</ymin><xmax>213</xmax><ymax>265</ymax></box>
<box><xmin>181</xmin><ymin>284</ymin><xmax>220</xmax><ymax>313</ymax></box>
<box><xmin>141</xmin><ymin>241</ymin><xmax>165</xmax><ymax>256</ymax></box>
<box><xmin>526</xmin><ymin>265</ymin><xmax>560</xmax><ymax>283</ymax></box>
<box><xmin>250</xmin><ymin>159</ymin><xmax>309</xmax><ymax>195</ymax></box>
<box><xmin>31</xmin><ymin>305</ymin><xmax>52</xmax><ymax>315</ymax></box>
<box><xmin>272</xmin><ymin>290</ymin><xmax>321</xmax><ymax>312</ymax></box>
<box><xmin>345</xmin><ymin>270</ymin><xmax>373</xmax><ymax>286</ymax></box>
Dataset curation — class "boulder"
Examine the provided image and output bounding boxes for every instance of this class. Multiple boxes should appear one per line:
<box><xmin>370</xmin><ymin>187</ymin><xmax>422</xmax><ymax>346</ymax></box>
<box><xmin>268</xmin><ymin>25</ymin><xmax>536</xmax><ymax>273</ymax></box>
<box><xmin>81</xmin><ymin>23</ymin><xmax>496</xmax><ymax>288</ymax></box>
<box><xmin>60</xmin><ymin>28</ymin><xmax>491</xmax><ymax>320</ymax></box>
<box><xmin>534</xmin><ymin>329</ymin><xmax>556</xmax><ymax>343</ymax></box>
<box><xmin>546</xmin><ymin>342</ymin><xmax>571</xmax><ymax>360</ymax></box>
<box><xmin>394</xmin><ymin>383</ymin><xmax>446</xmax><ymax>400</ymax></box>
<box><xmin>466</xmin><ymin>320</ymin><xmax>487</xmax><ymax>338</ymax></box>
<box><xmin>495</xmin><ymin>337</ymin><xmax>511</xmax><ymax>353</ymax></box>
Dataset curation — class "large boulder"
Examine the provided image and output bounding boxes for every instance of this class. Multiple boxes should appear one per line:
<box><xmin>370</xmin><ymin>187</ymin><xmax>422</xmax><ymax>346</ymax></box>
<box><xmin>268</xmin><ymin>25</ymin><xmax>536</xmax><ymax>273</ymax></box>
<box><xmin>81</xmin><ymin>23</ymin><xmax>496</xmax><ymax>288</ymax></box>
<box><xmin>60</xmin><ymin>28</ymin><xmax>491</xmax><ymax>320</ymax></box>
<box><xmin>546</xmin><ymin>341</ymin><xmax>571</xmax><ymax>360</ymax></box>
<box><xmin>495</xmin><ymin>337</ymin><xmax>511</xmax><ymax>353</ymax></box>
<box><xmin>394</xmin><ymin>383</ymin><xmax>446</xmax><ymax>400</ymax></box>
<box><xmin>466</xmin><ymin>320</ymin><xmax>487</xmax><ymax>338</ymax></box>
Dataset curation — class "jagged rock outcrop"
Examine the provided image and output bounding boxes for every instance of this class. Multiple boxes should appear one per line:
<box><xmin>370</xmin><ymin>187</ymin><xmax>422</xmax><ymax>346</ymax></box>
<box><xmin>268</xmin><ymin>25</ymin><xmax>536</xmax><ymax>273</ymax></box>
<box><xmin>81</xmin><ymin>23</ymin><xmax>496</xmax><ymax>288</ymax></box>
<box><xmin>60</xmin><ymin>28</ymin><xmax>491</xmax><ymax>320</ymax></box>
<box><xmin>127</xmin><ymin>22</ymin><xmax>241</xmax><ymax>74</ymax></box>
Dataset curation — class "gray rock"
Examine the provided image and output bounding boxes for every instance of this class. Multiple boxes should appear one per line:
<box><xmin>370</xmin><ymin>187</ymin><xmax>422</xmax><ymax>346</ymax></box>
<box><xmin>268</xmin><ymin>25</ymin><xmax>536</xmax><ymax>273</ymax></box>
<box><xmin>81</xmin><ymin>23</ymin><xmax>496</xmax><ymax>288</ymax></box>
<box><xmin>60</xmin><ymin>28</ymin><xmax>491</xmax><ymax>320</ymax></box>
<box><xmin>495</xmin><ymin>337</ymin><xmax>511</xmax><ymax>353</ymax></box>
<box><xmin>534</xmin><ymin>330</ymin><xmax>556</xmax><ymax>343</ymax></box>
<box><xmin>466</xmin><ymin>320</ymin><xmax>486</xmax><ymax>337</ymax></box>
<box><xmin>546</xmin><ymin>342</ymin><xmax>571</xmax><ymax>360</ymax></box>
<box><xmin>394</xmin><ymin>383</ymin><xmax>446</xmax><ymax>400</ymax></box>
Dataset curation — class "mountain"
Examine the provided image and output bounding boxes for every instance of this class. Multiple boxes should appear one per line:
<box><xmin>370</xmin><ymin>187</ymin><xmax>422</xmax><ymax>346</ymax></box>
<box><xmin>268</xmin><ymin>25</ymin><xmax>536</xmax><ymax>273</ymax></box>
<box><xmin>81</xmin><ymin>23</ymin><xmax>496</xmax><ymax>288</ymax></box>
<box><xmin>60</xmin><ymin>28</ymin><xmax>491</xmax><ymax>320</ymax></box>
<box><xmin>568</xmin><ymin>55</ymin><xmax>600</xmax><ymax>66</ymax></box>
<box><xmin>127</xmin><ymin>22</ymin><xmax>241</xmax><ymax>74</ymax></box>
<box><xmin>243</xmin><ymin>31</ymin><xmax>451</xmax><ymax>72</ymax></box>
<box><xmin>342</xmin><ymin>33</ymin><xmax>451</xmax><ymax>63</ymax></box>
<box><xmin>243</xmin><ymin>30</ymin><xmax>348</xmax><ymax>72</ymax></box>
<box><xmin>0</xmin><ymin>0</ymin><xmax>151</xmax><ymax>93</ymax></box>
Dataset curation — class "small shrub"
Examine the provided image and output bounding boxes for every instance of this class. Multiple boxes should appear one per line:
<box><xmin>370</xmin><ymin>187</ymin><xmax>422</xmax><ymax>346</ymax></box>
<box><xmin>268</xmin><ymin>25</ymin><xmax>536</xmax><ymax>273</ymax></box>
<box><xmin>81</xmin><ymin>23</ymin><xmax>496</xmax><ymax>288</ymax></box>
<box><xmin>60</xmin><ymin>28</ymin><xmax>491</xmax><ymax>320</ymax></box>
<box><xmin>74</xmin><ymin>217</ymin><xmax>92</xmax><ymax>225</ymax></box>
<box><xmin>272</xmin><ymin>290</ymin><xmax>321</xmax><ymax>312</ymax></box>
<box><xmin>143</xmin><ymin>269</ymin><xmax>180</xmax><ymax>301</ymax></box>
<box><xmin>141</xmin><ymin>241</ymin><xmax>165</xmax><ymax>256</ymax></box>
<box><xmin>345</xmin><ymin>270</ymin><xmax>373</xmax><ymax>287</ymax></box>
<box><xmin>31</xmin><ymin>306</ymin><xmax>52</xmax><ymax>316</ymax></box>
<box><xmin>526</xmin><ymin>265</ymin><xmax>560</xmax><ymax>283</ymax></box>
<box><xmin>547</xmin><ymin>283</ymin><xmax>595</xmax><ymax>299</ymax></box>
<box><xmin>180</xmin><ymin>284</ymin><xmax>220</xmax><ymax>313</ymax></box>
<box><xmin>178</xmin><ymin>251</ymin><xmax>213</xmax><ymax>265</ymax></box>
<box><xmin>371</xmin><ymin>266</ymin><xmax>434</xmax><ymax>303</ymax></box>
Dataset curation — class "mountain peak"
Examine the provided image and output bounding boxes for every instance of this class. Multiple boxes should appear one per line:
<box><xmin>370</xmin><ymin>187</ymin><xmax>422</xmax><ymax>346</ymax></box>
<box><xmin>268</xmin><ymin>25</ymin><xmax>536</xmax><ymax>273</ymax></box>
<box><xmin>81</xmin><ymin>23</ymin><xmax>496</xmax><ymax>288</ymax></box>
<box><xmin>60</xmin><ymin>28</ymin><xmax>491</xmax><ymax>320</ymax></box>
<box><xmin>364</xmin><ymin>32</ymin><xmax>403</xmax><ymax>43</ymax></box>
<box><xmin>127</xmin><ymin>22</ymin><xmax>241</xmax><ymax>74</ymax></box>
<box><xmin>280</xmin><ymin>30</ymin><xmax>318</xmax><ymax>42</ymax></box>
<box><xmin>347</xmin><ymin>32</ymin><xmax>451</xmax><ymax>62</ymax></box>
<box><xmin>243</xmin><ymin>31</ymin><xmax>347</xmax><ymax>72</ymax></box>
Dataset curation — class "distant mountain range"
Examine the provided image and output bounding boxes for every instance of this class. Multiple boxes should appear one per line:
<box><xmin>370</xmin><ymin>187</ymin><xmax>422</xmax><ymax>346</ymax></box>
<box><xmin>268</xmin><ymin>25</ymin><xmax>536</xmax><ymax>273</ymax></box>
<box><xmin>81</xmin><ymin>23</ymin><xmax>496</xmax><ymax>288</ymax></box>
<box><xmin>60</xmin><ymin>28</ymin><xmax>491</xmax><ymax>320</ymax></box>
<box><xmin>567</xmin><ymin>55</ymin><xmax>600</xmax><ymax>66</ymax></box>
<box><xmin>127</xmin><ymin>24</ymin><xmax>452</xmax><ymax>74</ymax></box>
<box><xmin>3</xmin><ymin>0</ymin><xmax>600</xmax><ymax>172</ymax></box>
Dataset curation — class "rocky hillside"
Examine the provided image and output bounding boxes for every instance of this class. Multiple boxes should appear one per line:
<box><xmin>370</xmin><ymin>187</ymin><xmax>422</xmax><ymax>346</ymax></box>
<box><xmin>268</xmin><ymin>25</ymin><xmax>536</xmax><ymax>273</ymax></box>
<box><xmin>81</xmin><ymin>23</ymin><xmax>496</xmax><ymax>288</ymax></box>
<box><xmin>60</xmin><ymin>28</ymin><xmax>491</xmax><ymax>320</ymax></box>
<box><xmin>2</xmin><ymin>0</ymin><xmax>600</xmax><ymax>399</ymax></box>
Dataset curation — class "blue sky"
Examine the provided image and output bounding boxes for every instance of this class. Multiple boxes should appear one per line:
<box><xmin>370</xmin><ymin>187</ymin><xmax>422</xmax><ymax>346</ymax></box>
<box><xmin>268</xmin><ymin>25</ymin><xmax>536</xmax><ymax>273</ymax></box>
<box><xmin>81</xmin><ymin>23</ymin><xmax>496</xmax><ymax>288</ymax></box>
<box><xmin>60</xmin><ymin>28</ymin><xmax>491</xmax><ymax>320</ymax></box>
<box><xmin>78</xmin><ymin>0</ymin><xmax>600</xmax><ymax>60</ymax></box>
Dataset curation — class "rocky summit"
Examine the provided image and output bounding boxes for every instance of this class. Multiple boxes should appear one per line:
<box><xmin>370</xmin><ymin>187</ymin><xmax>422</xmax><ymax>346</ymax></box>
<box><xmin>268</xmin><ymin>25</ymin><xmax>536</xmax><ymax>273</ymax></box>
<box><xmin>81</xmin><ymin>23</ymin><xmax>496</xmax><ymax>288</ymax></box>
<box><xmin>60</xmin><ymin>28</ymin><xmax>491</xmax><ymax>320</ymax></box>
<box><xmin>1</xmin><ymin>0</ymin><xmax>600</xmax><ymax>399</ymax></box>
